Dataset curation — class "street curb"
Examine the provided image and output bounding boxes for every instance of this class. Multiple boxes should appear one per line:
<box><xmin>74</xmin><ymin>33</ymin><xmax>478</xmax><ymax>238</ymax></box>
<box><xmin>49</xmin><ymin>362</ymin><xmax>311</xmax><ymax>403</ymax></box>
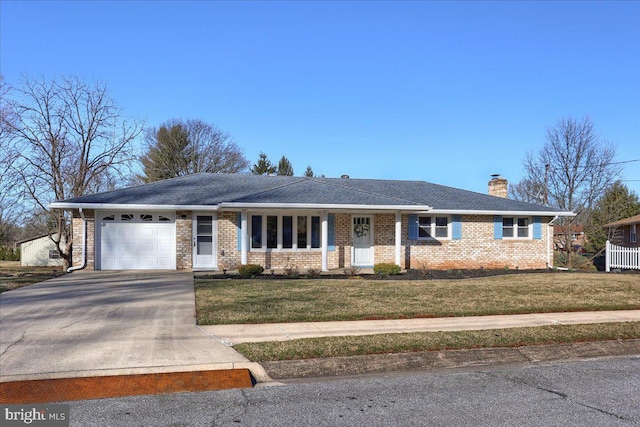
<box><xmin>0</xmin><ymin>369</ymin><xmax>254</xmax><ymax>404</ymax></box>
<box><xmin>260</xmin><ymin>339</ymin><xmax>640</xmax><ymax>380</ymax></box>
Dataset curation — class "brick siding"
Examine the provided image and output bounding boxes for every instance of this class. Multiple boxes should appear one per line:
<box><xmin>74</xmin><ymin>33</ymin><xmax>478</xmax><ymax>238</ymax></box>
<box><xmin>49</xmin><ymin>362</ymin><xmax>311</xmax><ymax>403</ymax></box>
<box><xmin>400</xmin><ymin>214</ymin><xmax>551</xmax><ymax>270</ymax></box>
<box><xmin>175</xmin><ymin>211</ymin><xmax>192</xmax><ymax>270</ymax></box>
<box><xmin>71</xmin><ymin>209</ymin><xmax>95</xmax><ymax>270</ymax></box>
<box><xmin>73</xmin><ymin>209</ymin><xmax>551</xmax><ymax>271</ymax></box>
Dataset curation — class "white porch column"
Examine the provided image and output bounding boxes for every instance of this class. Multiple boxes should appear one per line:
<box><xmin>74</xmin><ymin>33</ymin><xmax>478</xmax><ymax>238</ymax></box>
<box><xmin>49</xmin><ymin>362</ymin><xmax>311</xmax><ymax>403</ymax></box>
<box><xmin>240</xmin><ymin>210</ymin><xmax>248</xmax><ymax>265</ymax></box>
<box><xmin>321</xmin><ymin>211</ymin><xmax>329</xmax><ymax>272</ymax></box>
<box><xmin>395</xmin><ymin>211</ymin><xmax>402</xmax><ymax>267</ymax></box>
<box><xmin>605</xmin><ymin>240</ymin><xmax>611</xmax><ymax>272</ymax></box>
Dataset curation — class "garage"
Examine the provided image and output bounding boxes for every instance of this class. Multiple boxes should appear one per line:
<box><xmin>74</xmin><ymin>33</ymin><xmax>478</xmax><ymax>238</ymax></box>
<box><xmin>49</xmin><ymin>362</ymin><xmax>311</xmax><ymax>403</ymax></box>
<box><xmin>97</xmin><ymin>211</ymin><xmax>176</xmax><ymax>270</ymax></box>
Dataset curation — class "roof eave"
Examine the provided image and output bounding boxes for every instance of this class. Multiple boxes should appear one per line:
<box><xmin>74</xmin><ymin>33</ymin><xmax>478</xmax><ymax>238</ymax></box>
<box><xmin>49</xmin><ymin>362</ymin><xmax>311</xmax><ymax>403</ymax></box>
<box><xmin>427</xmin><ymin>209</ymin><xmax>576</xmax><ymax>217</ymax></box>
<box><xmin>48</xmin><ymin>202</ymin><xmax>220</xmax><ymax>211</ymax></box>
<box><xmin>218</xmin><ymin>202</ymin><xmax>434</xmax><ymax>211</ymax></box>
<box><xmin>49</xmin><ymin>202</ymin><xmax>574</xmax><ymax>216</ymax></box>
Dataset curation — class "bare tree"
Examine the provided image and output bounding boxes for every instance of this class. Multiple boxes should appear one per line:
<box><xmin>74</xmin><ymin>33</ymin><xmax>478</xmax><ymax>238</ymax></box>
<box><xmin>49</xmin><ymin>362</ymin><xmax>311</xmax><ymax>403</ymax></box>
<box><xmin>508</xmin><ymin>178</ymin><xmax>545</xmax><ymax>204</ymax></box>
<box><xmin>187</xmin><ymin>119</ymin><xmax>249</xmax><ymax>174</ymax></box>
<box><xmin>0</xmin><ymin>75</ymin><xmax>22</xmax><ymax>244</ymax></box>
<box><xmin>4</xmin><ymin>75</ymin><xmax>143</xmax><ymax>268</ymax></box>
<box><xmin>513</xmin><ymin>116</ymin><xmax>620</xmax><ymax>266</ymax></box>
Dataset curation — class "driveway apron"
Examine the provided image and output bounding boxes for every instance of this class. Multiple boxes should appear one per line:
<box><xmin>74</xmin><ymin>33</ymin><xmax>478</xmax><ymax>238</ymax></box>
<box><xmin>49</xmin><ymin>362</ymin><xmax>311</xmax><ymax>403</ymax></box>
<box><xmin>0</xmin><ymin>271</ymin><xmax>249</xmax><ymax>382</ymax></box>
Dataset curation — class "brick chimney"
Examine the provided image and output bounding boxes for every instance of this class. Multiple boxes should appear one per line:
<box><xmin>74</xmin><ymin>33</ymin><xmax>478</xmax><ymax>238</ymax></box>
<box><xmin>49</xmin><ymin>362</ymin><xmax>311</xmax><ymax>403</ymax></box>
<box><xmin>488</xmin><ymin>175</ymin><xmax>508</xmax><ymax>198</ymax></box>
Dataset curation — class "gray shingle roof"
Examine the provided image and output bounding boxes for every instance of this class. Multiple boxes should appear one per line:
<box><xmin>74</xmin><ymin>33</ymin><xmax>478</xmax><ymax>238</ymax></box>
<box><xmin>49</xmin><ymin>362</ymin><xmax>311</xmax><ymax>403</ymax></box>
<box><xmin>52</xmin><ymin>173</ymin><xmax>571</xmax><ymax>214</ymax></box>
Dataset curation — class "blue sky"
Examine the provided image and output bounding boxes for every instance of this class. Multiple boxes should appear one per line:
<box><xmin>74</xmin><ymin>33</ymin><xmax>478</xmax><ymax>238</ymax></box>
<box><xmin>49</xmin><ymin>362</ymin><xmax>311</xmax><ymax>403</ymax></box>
<box><xmin>2</xmin><ymin>1</ymin><xmax>639</xmax><ymax>195</ymax></box>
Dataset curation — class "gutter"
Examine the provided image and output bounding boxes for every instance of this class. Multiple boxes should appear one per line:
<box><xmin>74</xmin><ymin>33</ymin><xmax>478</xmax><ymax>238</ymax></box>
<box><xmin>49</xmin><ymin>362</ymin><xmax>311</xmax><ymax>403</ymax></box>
<box><xmin>427</xmin><ymin>209</ymin><xmax>575</xmax><ymax>217</ymax></box>
<box><xmin>546</xmin><ymin>215</ymin><xmax>559</xmax><ymax>269</ymax></box>
<box><xmin>67</xmin><ymin>208</ymin><xmax>87</xmax><ymax>273</ymax></box>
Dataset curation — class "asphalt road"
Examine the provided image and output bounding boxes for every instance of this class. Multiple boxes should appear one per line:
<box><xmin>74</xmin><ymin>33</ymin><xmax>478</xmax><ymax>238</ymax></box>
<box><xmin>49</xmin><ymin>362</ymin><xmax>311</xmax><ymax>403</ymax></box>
<box><xmin>66</xmin><ymin>356</ymin><xmax>640</xmax><ymax>426</ymax></box>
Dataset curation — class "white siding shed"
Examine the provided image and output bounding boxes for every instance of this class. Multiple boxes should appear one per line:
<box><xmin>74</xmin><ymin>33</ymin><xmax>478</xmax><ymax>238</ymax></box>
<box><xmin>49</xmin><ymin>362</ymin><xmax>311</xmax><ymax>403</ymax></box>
<box><xmin>19</xmin><ymin>234</ymin><xmax>66</xmax><ymax>267</ymax></box>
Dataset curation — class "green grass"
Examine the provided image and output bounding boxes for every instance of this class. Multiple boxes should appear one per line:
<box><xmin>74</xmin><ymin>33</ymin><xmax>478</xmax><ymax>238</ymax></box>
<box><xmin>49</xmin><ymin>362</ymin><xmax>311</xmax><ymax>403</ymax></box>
<box><xmin>234</xmin><ymin>322</ymin><xmax>640</xmax><ymax>361</ymax></box>
<box><xmin>195</xmin><ymin>273</ymin><xmax>640</xmax><ymax>325</ymax></box>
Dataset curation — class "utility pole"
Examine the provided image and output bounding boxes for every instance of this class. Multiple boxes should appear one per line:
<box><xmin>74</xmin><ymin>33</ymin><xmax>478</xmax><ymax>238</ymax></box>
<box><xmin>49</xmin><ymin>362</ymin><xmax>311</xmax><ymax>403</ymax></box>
<box><xmin>543</xmin><ymin>164</ymin><xmax>549</xmax><ymax>206</ymax></box>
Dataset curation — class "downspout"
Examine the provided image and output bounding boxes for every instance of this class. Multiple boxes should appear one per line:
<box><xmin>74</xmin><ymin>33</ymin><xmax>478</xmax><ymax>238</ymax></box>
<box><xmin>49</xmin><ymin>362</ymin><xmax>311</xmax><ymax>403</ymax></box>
<box><xmin>546</xmin><ymin>215</ymin><xmax>559</xmax><ymax>269</ymax></box>
<box><xmin>67</xmin><ymin>208</ymin><xmax>87</xmax><ymax>273</ymax></box>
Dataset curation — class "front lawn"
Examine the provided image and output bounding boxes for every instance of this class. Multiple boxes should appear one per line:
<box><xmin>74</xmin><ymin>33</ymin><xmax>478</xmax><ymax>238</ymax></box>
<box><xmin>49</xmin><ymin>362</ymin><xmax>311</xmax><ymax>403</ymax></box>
<box><xmin>195</xmin><ymin>272</ymin><xmax>640</xmax><ymax>325</ymax></box>
<box><xmin>0</xmin><ymin>262</ymin><xmax>65</xmax><ymax>293</ymax></box>
<box><xmin>235</xmin><ymin>322</ymin><xmax>640</xmax><ymax>361</ymax></box>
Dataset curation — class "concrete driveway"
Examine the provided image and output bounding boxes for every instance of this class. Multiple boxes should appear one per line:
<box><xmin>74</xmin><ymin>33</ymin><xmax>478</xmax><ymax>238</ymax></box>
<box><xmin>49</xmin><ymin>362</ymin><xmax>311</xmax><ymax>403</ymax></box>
<box><xmin>0</xmin><ymin>271</ymin><xmax>260</xmax><ymax>382</ymax></box>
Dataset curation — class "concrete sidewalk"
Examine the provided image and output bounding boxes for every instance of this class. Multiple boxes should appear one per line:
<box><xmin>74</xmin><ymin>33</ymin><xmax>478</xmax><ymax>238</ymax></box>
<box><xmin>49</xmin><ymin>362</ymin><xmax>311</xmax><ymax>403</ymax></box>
<box><xmin>202</xmin><ymin>310</ymin><xmax>640</xmax><ymax>345</ymax></box>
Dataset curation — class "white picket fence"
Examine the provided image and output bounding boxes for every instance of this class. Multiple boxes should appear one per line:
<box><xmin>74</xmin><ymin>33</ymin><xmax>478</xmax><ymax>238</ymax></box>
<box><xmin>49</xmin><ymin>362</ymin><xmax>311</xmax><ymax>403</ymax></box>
<box><xmin>606</xmin><ymin>240</ymin><xmax>640</xmax><ymax>272</ymax></box>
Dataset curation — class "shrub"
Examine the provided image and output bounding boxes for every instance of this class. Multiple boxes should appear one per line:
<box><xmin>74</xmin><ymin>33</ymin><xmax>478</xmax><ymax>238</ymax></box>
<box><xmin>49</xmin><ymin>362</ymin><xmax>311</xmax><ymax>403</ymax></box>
<box><xmin>306</xmin><ymin>268</ymin><xmax>322</xmax><ymax>278</ymax></box>
<box><xmin>343</xmin><ymin>266</ymin><xmax>361</xmax><ymax>277</ymax></box>
<box><xmin>238</xmin><ymin>264</ymin><xmax>264</xmax><ymax>277</ymax></box>
<box><xmin>0</xmin><ymin>246</ymin><xmax>20</xmax><ymax>261</ymax></box>
<box><xmin>554</xmin><ymin>251</ymin><xmax>597</xmax><ymax>271</ymax></box>
<box><xmin>373</xmin><ymin>263</ymin><xmax>401</xmax><ymax>276</ymax></box>
<box><xmin>283</xmin><ymin>265</ymin><xmax>300</xmax><ymax>278</ymax></box>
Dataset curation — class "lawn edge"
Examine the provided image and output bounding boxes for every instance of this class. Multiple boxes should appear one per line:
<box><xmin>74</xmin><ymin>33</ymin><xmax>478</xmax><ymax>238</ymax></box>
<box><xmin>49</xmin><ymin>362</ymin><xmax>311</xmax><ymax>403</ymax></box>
<box><xmin>260</xmin><ymin>338</ymin><xmax>640</xmax><ymax>380</ymax></box>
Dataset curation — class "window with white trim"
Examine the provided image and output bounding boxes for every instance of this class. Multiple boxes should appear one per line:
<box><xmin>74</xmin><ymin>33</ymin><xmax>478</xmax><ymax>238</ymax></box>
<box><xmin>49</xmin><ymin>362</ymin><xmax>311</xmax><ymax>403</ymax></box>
<box><xmin>250</xmin><ymin>214</ymin><xmax>321</xmax><ymax>250</ymax></box>
<box><xmin>503</xmin><ymin>217</ymin><xmax>530</xmax><ymax>239</ymax></box>
<box><xmin>49</xmin><ymin>249</ymin><xmax>61</xmax><ymax>260</ymax></box>
<box><xmin>417</xmin><ymin>216</ymin><xmax>450</xmax><ymax>239</ymax></box>
<box><xmin>631</xmin><ymin>224</ymin><xmax>637</xmax><ymax>243</ymax></box>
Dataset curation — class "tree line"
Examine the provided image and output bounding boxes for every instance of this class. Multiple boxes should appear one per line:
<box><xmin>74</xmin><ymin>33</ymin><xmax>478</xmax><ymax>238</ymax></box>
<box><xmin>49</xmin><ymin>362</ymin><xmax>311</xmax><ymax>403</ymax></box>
<box><xmin>0</xmin><ymin>75</ymin><xmax>318</xmax><ymax>266</ymax></box>
<box><xmin>509</xmin><ymin>116</ymin><xmax>640</xmax><ymax>266</ymax></box>
<box><xmin>1</xmin><ymin>74</ymin><xmax>638</xmax><ymax>269</ymax></box>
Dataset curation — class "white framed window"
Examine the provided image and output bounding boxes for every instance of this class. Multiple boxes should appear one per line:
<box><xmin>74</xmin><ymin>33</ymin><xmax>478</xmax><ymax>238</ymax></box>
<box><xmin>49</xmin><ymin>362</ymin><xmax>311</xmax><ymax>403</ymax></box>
<box><xmin>250</xmin><ymin>214</ymin><xmax>321</xmax><ymax>250</ymax></box>
<box><xmin>99</xmin><ymin>212</ymin><xmax>176</xmax><ymax>223</ymax></box>
<box><xmin>503</xmin><ymin>217</ymin><xmax>530</xmax><ymax>239</ymax></box>
<box><xmin>631</xmin><ymin>224</ymin><xmax>637</xmax><ymax>243</ymax></box>
<box><xmin>417</xmin><ymin>216</ymin><xmax>450</xmax><ymax>240</ymax></box>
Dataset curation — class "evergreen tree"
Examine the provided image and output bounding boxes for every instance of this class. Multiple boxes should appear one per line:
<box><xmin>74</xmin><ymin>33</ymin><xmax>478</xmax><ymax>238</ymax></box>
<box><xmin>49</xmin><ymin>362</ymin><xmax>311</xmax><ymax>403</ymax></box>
<box><xmin>140</xmin><ymin>123</ymin><xmax>191</xmax><ymax>182</ymax></box>
<box><xmin>277</xmin><ymin>155</ymin><xmax>294</xmax><ymax>176</ymax></box>
<box><xmin>584</xmin><ymin>182</ymin><xmax>640</xmax><ymax>254</ymax></box>
<box><xmin>251</xmin><ymin>152</ymin><xmax>277</xmax><ymax>175</ymax></box>
<box><xmin>303</xmin><ymin>165</ymin><xmax>314</xmax><ymax>177</ymax></box>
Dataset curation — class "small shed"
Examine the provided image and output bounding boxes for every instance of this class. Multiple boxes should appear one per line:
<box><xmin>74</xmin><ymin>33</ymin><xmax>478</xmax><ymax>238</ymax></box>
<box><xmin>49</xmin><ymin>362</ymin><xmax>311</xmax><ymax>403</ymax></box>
<box><xmin>18</xmin><ymin>234</ymin><xmax>66</xmax><ymax>267</ymax></box>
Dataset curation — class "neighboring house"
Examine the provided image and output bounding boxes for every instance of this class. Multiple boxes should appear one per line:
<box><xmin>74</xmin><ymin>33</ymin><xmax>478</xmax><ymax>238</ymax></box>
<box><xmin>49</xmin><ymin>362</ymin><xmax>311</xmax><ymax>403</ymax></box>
<box><xmin>49</xmin><ymin>173</ymin><xmax>574</xmax><ymax>272</ymax></box>
<box><xmin>553</xmin><ymin>224</ymin><xmax>586</xmax><ymax>252</ymax></box>
<box><xmin>603</xmin><ymin>214</ymin><xmax>640</xmax><ymax>248</ymax></box>
<box><xmin>18</xmin><ymin>234</ymin><xmax>66</xmax><ymax>267</ymax></box>
<box><xmin>603</xmin><ymin>214</ymin><xmax>640</xmax><ymax>272</ymax></box>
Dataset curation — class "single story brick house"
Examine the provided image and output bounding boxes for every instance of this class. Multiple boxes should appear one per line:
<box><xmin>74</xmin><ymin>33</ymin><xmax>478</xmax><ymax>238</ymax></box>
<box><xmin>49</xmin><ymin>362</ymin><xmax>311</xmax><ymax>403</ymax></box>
<box><xmin>49</xmin><ymin>173</ymin><xmax>574</xmax><ymax>272</ymax></box>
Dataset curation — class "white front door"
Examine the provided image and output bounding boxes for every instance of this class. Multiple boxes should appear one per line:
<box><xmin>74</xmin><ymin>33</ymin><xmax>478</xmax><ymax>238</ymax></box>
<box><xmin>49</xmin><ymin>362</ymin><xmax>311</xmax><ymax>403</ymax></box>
<box><xmin>352</xmin><ymin>216</ymin><xmax>373</xmax><ymax>266</ymax></box>
<box><xmin>193</xmin><ymin>214</ymin><xmax>217</xmax><ymax>270</ymax></box>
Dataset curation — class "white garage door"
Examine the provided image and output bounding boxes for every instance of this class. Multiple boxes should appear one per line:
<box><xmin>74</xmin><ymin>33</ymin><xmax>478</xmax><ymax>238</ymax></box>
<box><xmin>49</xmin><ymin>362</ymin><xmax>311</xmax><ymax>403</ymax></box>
<box><xmin>98</xmin><ymin>212</ymin><xmax>176</xmax><ymax>270</ymax></box>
